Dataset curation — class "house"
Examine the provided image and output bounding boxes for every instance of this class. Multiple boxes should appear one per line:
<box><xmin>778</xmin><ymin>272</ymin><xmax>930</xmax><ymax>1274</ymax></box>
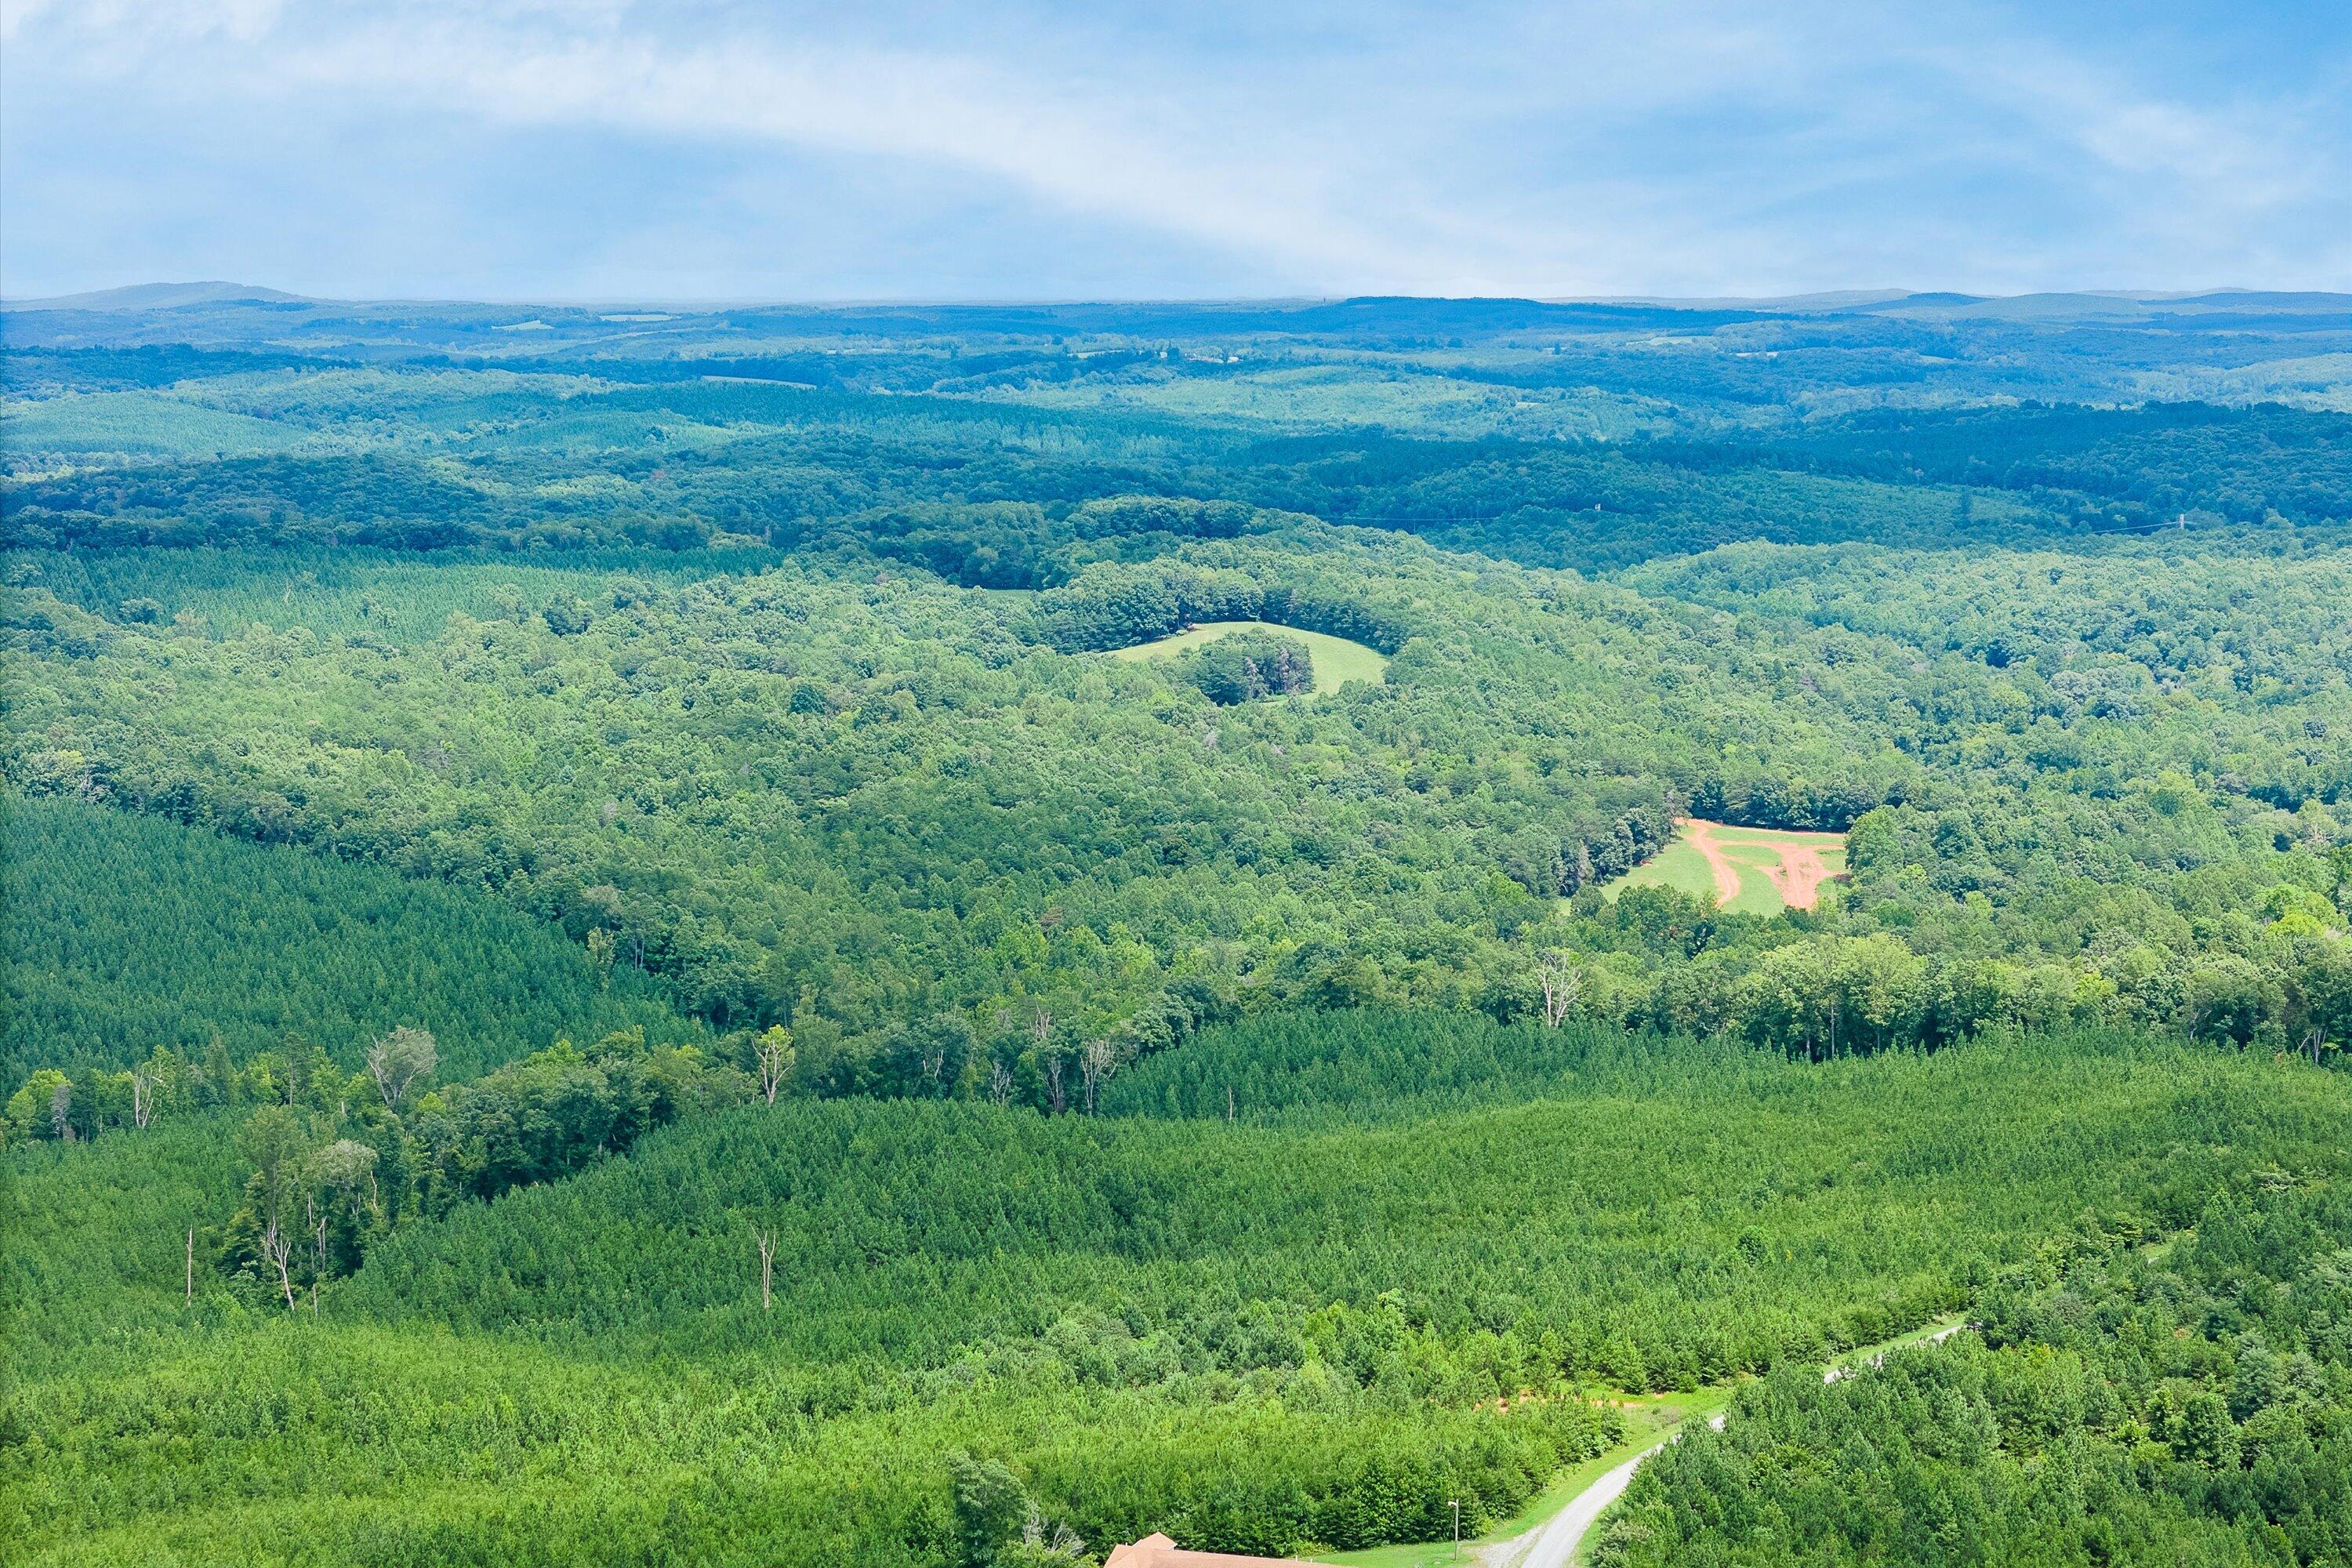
<box><xmin>1102</xmin><ymin>1533</ymin><xmax>1345</xmax><ymax>1568</ymax></box>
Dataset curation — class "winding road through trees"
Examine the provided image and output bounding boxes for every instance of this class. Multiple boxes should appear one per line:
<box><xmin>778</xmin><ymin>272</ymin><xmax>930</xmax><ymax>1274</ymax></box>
<box><xmin>1488</xmin><ymin>1320</ymin><xmax>1969</xmax><ymax>1567</ymax></box>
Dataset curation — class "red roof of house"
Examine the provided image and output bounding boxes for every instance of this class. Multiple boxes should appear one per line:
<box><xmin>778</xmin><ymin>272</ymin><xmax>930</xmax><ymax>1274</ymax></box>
<box><xmin>1103</xmin><ymin>1534</ymin><xmax>1344</xmax><ymax>1568</ymax></box>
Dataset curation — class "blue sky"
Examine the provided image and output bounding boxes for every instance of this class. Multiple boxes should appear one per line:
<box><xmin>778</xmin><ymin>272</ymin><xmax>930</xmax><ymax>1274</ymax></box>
<box><xmin>3</xmin><ymin>0</ymin><xmax>2347</xmax><ymax>301</ymax></box>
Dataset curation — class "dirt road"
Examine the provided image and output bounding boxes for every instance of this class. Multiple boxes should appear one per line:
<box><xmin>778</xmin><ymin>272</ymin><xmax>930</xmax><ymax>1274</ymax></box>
<box><xmin>1675</xmin><ymin>818</ymin><xmax>1742</xmax><ymax>906</ymax></box>
<box><xmin>1763</xmin><ymin>841</ymin><xmax>1835</xmax><ymax>911</ymax></box>
<box><xmin>1504</xmin><ymin>1415</ymin><xmax>1724</xmax><ymax>1568</ymax></box>
<box><xmin>1675</xmin><ymin>818</ymin><xmax>1840</xmax><ymax>912</ymax></box>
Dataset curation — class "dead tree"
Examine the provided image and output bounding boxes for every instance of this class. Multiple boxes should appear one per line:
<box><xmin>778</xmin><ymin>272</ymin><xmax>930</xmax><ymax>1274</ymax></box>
<box><xmin>307</xmin><ymin>1190</ymin><xmax>332</xmax><ymax>1282</ymax></box>
<box><xmin>365</xmin><ymin>1026</ymin><xmax>438</xmax><ymax>1109</ymax></box>
<box><xmin>261</xmin><ymin>1224</ymin><xmax>298</xmax><ymax>1312</ymax></box>
<box><xmin>1537</xmin><ymin>950</ymin><xmax>1583</xmax><ymax>1029</ymax></box>
<box><xmin>132</xmin><ymin>1068</ymin><xmax>156</xmax><ymax>1131</ymax></box>
<box><xmin>753</xmin><ymin>1025</ymin><xmax>795</xmax><ymax>1105</ymax></box>
<box><xmin>988</xmin><ymin>1055</ymin><xmax>1015</xmax><ymax>1107</ymax></box>
<box><xmin>1033</xmin><ymin>1008</ymin><xmax>1066</xmax><ymax>1113</ymax></box>
<box><xmin>1080</xmin><ymin>1038</ymin><xmax>1116</xmax><ymax>1116</ymax></box>
<box><xmin>755</xmin><ymin>1229</ymin><xmax>775</xmax><ymax>1312</ymax></box>
<box><xmin>185</xmin><ymin>1228</ymin><xmax>195</xmax><ymax>1305</ymax></box>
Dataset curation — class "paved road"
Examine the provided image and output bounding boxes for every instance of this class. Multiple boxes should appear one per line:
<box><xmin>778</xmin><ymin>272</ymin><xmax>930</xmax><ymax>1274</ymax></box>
<box><xmin>1501</xmin><ymin>1321</ymin><xmax>1970</xmax><ymax>1567</ymax></box>
<box><xmin>1508</xmin><ymin>1414</ymin><xmax>1723</xmax><ymax>1568</ymax></box>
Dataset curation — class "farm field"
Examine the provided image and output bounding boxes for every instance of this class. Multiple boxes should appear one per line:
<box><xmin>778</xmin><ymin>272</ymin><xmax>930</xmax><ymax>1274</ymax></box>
<box><xmin>1105</xmin><ymin>619</ymin><xmax>1392</xmax><ymax>694</ymax></box>
<box><xmin>1609</xmin><ymin>818</ymin><xmax>1848</xmax><ymax>915</ymax></box>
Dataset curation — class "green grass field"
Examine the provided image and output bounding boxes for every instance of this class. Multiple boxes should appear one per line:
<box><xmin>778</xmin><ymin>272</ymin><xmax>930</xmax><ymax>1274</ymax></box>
<box><xmin>1606</xmin><ymin>821</ymin><xmax>1849</xmax><ymax>916</ymax></box>
<box><xmin>1609</xmin><ymin>838</ymin><xmax>1725</xmax><ymax>903</ymax></box>
<box><xmin>1105</xmin><ymin>619</ymin><xmax>1391</xmax><ymax>694</ymax></box>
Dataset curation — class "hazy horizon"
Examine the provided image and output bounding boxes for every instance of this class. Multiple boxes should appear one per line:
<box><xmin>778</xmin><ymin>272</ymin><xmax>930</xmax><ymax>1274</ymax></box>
<box><xmin>11</xmin><ymin>279</ymin><xmax>2343</xmax><ymax>312</ymax></box>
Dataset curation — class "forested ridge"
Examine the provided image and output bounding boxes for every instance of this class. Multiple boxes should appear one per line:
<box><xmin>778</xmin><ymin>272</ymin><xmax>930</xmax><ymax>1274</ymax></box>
<box><xmin>4</xmin><ymin>293</ymin><xmax>2350</xmax><ymax>1565</ymax></box>
<box><xmin>2</xmin><ymin>795</ymin><xmax>705</xmax><ymax>1082</ymax></box>
<box><xmin>8</xmin><ymin>521</ymin><xmax>2346</xmax><ymax>1085</ymax></box>
<box><xmin>12</xmin><ymin>1022</ymin><xmax>2352</xmax><ymax>1565</ymax></box>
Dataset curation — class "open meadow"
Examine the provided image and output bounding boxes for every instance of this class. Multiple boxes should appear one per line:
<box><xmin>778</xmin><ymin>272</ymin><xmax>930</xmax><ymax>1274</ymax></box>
<box><xmin>1605</xmin><ymin>819</ymin><xmax>1848</xmax><ymax>916</ymax></box>
<box><xmin>1105</xmin><ymin>620</ymin><xmax>1392</xmax><ymax>695</ymax></box>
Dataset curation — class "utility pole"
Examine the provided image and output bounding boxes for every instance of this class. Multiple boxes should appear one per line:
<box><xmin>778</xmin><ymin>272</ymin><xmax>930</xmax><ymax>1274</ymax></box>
<box><xmin>1450</xmin><ymin>1499</ymin><xmax>1461</xmax><ymax>1560</ymax></box>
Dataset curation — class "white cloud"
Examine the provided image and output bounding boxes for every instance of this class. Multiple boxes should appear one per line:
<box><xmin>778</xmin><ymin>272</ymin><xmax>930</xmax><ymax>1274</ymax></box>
<box><xmin>3</xmin><ymin>0</ymin><xmax>2344</xmax><ymax>296</ymax></box>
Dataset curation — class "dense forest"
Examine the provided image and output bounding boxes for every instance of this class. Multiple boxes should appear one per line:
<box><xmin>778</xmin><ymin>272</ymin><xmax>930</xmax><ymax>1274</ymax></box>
<box><xmin>2</xmin><ymin>796</ymin><xmax>705</xmax><ymax>1083</ymax></box>
<box><xmin>1595</xmin><ymin>1172</ymin><xmax>2352</xmax><ymax>1566</ymax></box>
<box><xmin>13</xmin><ymin>1021</ymin><xmax>2352</xmax><ymax>1565</ymax></box>
<box><xmin>3</xmin><ymin>290</ymin><xmax>2349</xmax><ymax>1564</ymax></box>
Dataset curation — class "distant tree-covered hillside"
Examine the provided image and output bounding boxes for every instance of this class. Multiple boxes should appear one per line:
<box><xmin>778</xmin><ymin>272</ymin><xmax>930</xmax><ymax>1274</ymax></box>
<box><xmin>2</xmin><ymin>796</ymin><xmax>704</xmax><ymax>1082</ymax></box>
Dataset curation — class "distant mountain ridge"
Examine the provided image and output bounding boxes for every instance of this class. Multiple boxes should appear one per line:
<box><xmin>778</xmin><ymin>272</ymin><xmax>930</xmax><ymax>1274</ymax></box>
<box><xmin>6</xmin><ymin>281</ymin><xmax>312</xmax><ymax>311</ymax></box>
<box><xmin>7</xmin><ymin>283</ymin><xmax>2345</xmax><ymax>320</ymax></box>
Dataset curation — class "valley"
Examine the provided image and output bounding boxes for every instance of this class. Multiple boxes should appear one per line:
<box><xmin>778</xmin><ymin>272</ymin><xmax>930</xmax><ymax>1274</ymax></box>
<box><xmin>3</xmin><ymin>290</ymin><xmax>2349</xmax><ymax>1566</ymax></box>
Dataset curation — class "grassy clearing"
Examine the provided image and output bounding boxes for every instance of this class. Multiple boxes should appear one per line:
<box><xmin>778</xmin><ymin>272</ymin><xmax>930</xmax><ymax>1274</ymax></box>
<box><xmin>1606</xmin><ymin>840</ymin><xmax>1722</xmax><ymax>904</ymax></box>
<box><xmin>1106</xmin><ymin>619</ymin><xmax>1389</xmax><ymax>694</ymax></box>
<box><xmin>1606</xmin><ymin>821</ymin><xmax>1848</xmax><ymax>915</ymax></box>
<box><xmin>1711</xmin><ymin>824</ymin><xmax>1847</xmax><ymax>862</ymax></box>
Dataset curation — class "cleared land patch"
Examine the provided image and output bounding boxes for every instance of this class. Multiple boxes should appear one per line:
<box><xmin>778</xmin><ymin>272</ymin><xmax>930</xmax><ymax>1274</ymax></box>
<box><xmin>1608</xmin><ymin>818</ymin><xmax>1849</xmax><ymax>914</ymax></box>
<box><xmin>1106</xmin><ymin>620</ymin><xmax>1389</xmax><ymax>695</ymax></box>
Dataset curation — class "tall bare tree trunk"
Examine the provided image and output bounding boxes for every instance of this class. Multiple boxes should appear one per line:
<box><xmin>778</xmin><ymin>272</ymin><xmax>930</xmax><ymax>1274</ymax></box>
<box><xmin>1081</xmin><ymin>1039</ymin><xmax>1116</xmax><ymax>1115</ymax></box>
<box><xmin>755</xmin><ymin>1026</ymin><xmax>794</xmax><ymax>1105</ymax></box>
<box><xmin>186</xmin><ymin>1228</ymin><xmax>194</xmax><ymax>1305</ymax></box>
<box><xmin>263</xmin><ymin>1225</ymin><xmax>297</xmax><ymax>1312</ymax></box>
<box><xmin>756</xmin><ymin>1230</ymin><xmax>775</xmax><ymax>1312</ymax></box>
<box><xmin>1537</xmin><ymin>951</ymin><xmax>1581</xmax><ymax>1028</ymax></box>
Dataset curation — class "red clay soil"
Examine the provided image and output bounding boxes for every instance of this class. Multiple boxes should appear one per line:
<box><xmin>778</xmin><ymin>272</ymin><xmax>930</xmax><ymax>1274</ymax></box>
<box><xmin>1766</xmin><ymin>842</ymin><xmax>1836</xmax><ymax>911</ymax></box>
<box><xmin>1105</xmin><ymin>1535</ymin><xmax>1342</xmax><ymax>1568</ymax></box>
<box><xmin>1676</xmin><ymin>818</ymin><xmax>1840</xmax><ymax>912</ymax></box>
<box><xmin>1676</xmin><ymin>818</ymin><xmax>1743</xmax><ymax>906</ymax></box>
